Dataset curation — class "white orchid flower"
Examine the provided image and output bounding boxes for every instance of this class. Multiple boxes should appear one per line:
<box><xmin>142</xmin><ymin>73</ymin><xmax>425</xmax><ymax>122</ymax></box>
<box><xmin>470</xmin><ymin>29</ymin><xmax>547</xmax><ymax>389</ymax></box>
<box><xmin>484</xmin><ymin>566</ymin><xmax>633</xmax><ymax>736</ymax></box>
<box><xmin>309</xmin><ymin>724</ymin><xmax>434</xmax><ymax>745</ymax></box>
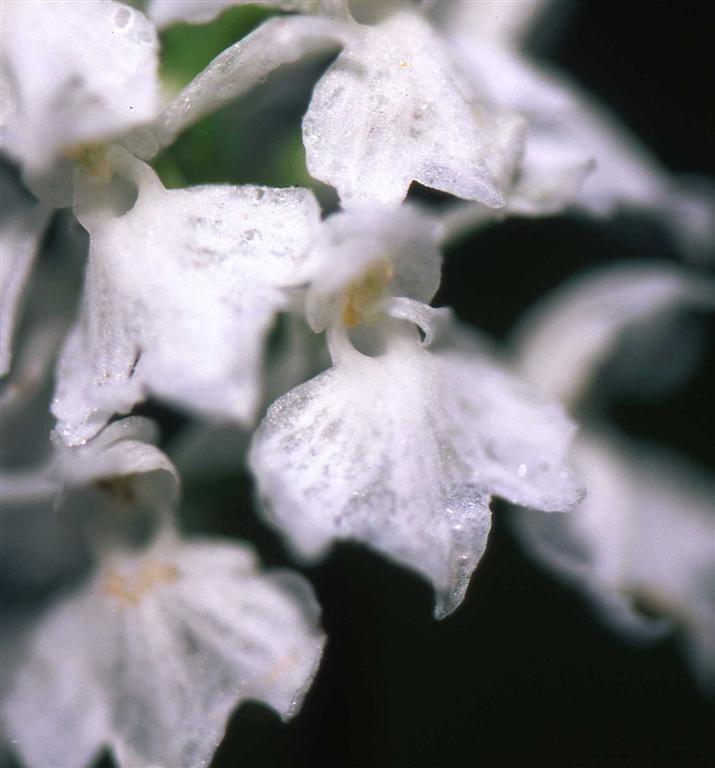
<box><xmin>513</xmin><ymin>264</ymin><xmax>715</xmax><ymax>408</ymax></box>
<box><xmin>250</xmin><ymin>206</ymin><xmax>583</xmax><ymax>617</ymax></box>
<box><xmin>3</xmin><ymin>533</ymin><xmax>325</xmax><ymax>768</ymax></box>
<box><xmin>0</xmin><ymin>0</ymin><xmax>160</xmax><ymax>207</ymax></box>
<box><xmin>51</xmin><ymin>149</ymin><xmax>322</xmax><ymax>446</ymax></box>
<box><xmin>435</xmin><ymin>1</ymin><xmax>714</xmax><ymax>253</ymax></box>
<box><xmin>511</xmin><ymin>264</ymin><xmax>715</xmax><ymax>688</ymax></box>
<box><xmin>0</xmin><ymin>0</ymin><xmax>353</xmax><ymax>204</ymax></box>
<box><xmin>2</xmin><ymin>416</ymin><xmax>325</xmax><ymax>768</ymax></box>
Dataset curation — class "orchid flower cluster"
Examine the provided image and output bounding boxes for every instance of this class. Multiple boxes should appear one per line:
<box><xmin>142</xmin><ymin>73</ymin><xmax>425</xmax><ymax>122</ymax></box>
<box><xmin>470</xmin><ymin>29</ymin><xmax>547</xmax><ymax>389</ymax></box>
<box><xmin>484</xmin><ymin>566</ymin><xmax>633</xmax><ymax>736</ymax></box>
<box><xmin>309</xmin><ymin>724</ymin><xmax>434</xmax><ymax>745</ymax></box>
<box><xmin>0</xmin><ymin>1</ymin><xmax>713</xmax><ymax>766</ymax></box>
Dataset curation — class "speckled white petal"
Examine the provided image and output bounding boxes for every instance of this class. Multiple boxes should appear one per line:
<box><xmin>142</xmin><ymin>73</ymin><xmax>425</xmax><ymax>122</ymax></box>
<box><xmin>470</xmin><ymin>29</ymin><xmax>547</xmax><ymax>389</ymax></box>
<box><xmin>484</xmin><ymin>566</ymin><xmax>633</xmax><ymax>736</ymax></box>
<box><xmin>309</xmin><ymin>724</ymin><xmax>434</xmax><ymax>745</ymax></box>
<box><xmin>513</xmin><ymin>432</ymin><xmax>715</xmax><ymax>688</ymax></box>
<box><xmin>250</xmin><ymin>323</ymin><xmax>582</xmax><ymax>617</ymax></box>
<box><xmin>303</xmin><ymin>9</ymin><xmax>526</xmax><ymax>207</ymax></box>
<box><xmin>0</xmin><ymin>166</ymin><xmax>51</xmax><ymax>377</ymax></box>
<box><xmin>2</xmin><ymin>535</ymin><xmax>325</xmax><ymax>768</ymax></box>
<box><xmin>150</xmin><ymin>15</ymin><xmax>350</xmax><ymax>153</ymax></box>
<box><xmin>0</xmin><ymin>1</ymin><xmax>159</xmax><ymax>178</ymax></box>
<box><xmin>148</xmin><ymin>0</ymin><xmax>319</xmax><ymax>28</ymax></box>
<box><xmin>305</xmin><ymin>204</ymin><xmax>442</xmax><ymax>332</ymax></box>
<box><xmin>512</xmin><ymin>264</ymin><xmax>715</xmax><ymax>409</ymax></box>
<box><xmin>52</xmin><ymin>153</ymin><xmax>321</xmax><ymax>446</ymax></box>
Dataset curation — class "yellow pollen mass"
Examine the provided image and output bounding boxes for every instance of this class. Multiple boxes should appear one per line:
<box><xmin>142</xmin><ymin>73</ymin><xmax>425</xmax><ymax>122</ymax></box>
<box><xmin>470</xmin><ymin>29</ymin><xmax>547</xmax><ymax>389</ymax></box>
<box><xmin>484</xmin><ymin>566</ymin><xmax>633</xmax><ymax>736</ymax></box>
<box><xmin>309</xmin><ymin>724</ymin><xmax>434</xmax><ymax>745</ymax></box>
<box><xmin>64</xmin><ymin>142</ymin><xmax>112</xmax><ymax>182</ymax></box>
<box><xmin>102</xmin><ymin>559</ymin><xmax>180</xmax><ymax>607</ymax></box>
<box><xmin>341</xmin><ymin>261</ymin><xmax>394</xmax><ymax>328</ymax></box>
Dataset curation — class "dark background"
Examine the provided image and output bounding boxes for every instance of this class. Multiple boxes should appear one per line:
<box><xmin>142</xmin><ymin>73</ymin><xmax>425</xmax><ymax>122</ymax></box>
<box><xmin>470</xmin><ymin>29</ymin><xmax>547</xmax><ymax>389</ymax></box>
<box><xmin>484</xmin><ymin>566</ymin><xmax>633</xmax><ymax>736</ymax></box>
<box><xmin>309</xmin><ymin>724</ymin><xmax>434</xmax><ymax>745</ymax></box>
<box><xmin>197</xmin><ymin>1</ymin><xmax>714</xmax><ymax>766</ymax></box>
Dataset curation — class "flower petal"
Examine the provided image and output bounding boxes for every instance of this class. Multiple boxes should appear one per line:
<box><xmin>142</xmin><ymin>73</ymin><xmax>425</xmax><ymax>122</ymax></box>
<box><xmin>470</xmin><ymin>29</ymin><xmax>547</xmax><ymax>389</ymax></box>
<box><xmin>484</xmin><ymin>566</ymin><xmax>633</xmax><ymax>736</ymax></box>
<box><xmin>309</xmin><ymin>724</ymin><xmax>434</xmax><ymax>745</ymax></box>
<box><xmin>1</xmin><ymin>416</ymin><xmax>177</xmax><ymax>597</ymax></box>
<box><xmin>302</xmin><ymin>9</ymin><xmax>525</xmax><ymax>207</ymax></box>
<box><xmin>436</xmin><ymin>142</ymin><xmax>594</xmax><ymax>246</ymax></box>
<box><xmin>305</xmin><ymin>204</ymin><xmax>442</xmax><ymax>332</ymax></box>
<box><xmin>250</xmin><ymin>321</ymin><xmax>582</xmax><ymax>617</ymax></box>
<box><xmin>512</xmin><ymin>264</ymin><xmax>715</xmax><ymax>409</ymax></box>
<box><xmin>147</xmin><ymin>14</ymin><xmax>350</xmax><ymax>154</ymax></box>
<box><xmin>53</xmin><ymin>416</ymin><xmax>179</xmax><ymax>509</ymax></box>
<box><xmin>2</xmin><ymin>535</ymin><xmax>325</xmax><ymax>768</ymax></box>
<box><xmin>452</xmin><ymin>38</ymin><xmax>715</xmax><ymax>253</ymax></box>
<box><xmin>172</xmin><ymin>313</ymin><xmax>330</xmax><ymax>480</ymax></box>
<box><xmin>0</xmin><ymin>1</ymin><xmax>159</xmax><ymax>179</ymax></box>
<box><xmin>148</xmin><ymin>0</ymin><xmax>319</xmax><ymax>28</ymax></box>
<box><xmin>513</xmin><ymin>432</ymin><xmax>715</xmax><ymax>689</ymax></box>
<box><xmin>52</xmin><ymin>153</ymin><xmax>322</xmax><ymax>446</ymax></box>
<box><xmin>433</xmin><ymin>0</ymin><xmax>549</xmax><ymax>46</ymax></box>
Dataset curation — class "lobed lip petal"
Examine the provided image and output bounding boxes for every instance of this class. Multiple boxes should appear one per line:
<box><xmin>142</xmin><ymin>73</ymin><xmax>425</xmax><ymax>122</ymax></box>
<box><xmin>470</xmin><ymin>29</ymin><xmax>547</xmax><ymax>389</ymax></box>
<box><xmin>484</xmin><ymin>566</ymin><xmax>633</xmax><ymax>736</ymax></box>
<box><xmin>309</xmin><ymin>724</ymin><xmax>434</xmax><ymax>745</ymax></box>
<box><xmin>2</xmin><ymin>534</ymin><xmax>326</xmax><ymax>768</ymax></box>
<box><xmin>302</xmin><ymin>8</ymin><xmax>525</xmax><ymax>208</ymax></box>
<box><xmin>250</xmin><ymin>319</ymin><xmax>583</xmax><ymax>618</ymax></box>
<box><xmin>52</xmin><ymin>152</ymin><xmax>322</xmax><ymax>446</ymax></box>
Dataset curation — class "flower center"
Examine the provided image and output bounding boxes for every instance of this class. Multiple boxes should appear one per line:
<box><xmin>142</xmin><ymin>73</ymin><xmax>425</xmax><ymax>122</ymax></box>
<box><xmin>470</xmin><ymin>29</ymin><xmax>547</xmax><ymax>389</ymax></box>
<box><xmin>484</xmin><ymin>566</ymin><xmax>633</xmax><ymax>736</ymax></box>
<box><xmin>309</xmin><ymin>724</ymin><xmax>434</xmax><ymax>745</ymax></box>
<box><xmin>102</xmin><ymin>559</ymin><xmax>179</xmax><ymax>606</ymax></box>
<box><xmin>64</xmin><ymin>142</ymin><xmax>111</xmax><ymax>182</ymax></box>
<box><xmin>341</xmin><ymin>261</ymin><xmax>394</xmax><ymax>327</ymax></box>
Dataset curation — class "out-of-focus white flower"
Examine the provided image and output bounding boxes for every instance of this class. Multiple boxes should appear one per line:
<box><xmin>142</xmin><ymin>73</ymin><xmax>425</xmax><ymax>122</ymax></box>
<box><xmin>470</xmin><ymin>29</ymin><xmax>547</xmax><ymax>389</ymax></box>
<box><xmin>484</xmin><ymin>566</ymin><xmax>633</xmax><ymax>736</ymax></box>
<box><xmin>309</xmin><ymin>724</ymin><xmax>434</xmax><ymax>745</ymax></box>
<box><xmin>52</xmin><ymin>149</ymin><xmax>322</xmax><ymax>446</ymax></box>
<box><xmin>3</xmin><ymin>532</ymin><xmax>325</xmax><ymax>768</ymax></box>
<box><xmin>512</xmin><ymin>264</ymin><xmax>715</xmax><ymax>408</ymax></box>
<box><xmin>0</xmin><ymin>0</ymin><xmax>160</xmax><ymax>206</ymax></box>
<box><xmin>511</xmin><ymin>264</ymin><xmax>715</xmax><ymax>687</ymax></box>
<box><xmin>436</xmin><ymin>1</ymin><xmax>715</xmax><ymax>253</ymax></box>
<box><xmin>302</xmin><ymin>7</ymin><xmax>525</xmax><ymax>208</ymax></box>
<box><xmin>0</xmin><ymin>163</ymin><xmax>51</xmax><ymax>378</ymax></box>
<box><xmin>2</xmin><ymin>416</ymin><xmax>325</xmax><ymax>768</ymax></box>
<box><xmin>250</xmin><ymin>209</ymin><xmax>583</xmax><ymax>617</ymax></box>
